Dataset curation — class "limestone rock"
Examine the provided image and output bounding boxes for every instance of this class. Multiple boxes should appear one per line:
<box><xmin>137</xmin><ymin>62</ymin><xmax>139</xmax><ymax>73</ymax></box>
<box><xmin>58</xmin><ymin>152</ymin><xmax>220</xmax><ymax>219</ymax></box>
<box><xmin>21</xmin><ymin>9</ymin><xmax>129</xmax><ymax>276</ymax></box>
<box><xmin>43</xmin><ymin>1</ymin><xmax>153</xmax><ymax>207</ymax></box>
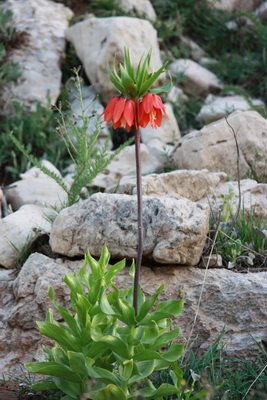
<box><xmin>119</xmin><ymin>0</ymin><xmax>157</xmax><ymax>20</ymax></box>
<box><xmin>1</xmin><ymin>253</ymin><xmax>266</xmax><ymax>375</ymax></box>
<box><xmin>105</xmin><ymin>169</ymin><xmax>227</xmax><ymax>202</ymax></box>
<box><xmin>65</xmin><ymin>16</ymin><xmax>165</xmax><ymax>104</ymax></box>
<box><xmin>1</xmin><ymin>0</ymin><xmax>73</xmax><ymax>114</ymax></box>
<box><xmin>0</xmin><ymin>205</ymin><xmax>53</xmax><ymax>269</ymax></box>
<box><xmin>168</xmin><ymin>59</ymin><xmax>222</xmax><ymax>97</ymax></box>
<box><xmin>171</xmin><ymin>110</ymin><xmax>267</xmax><ymax>180</ymax></box>
<box><xmin>140</xmin><ymin>103</ymin><xmax>181</xmax><ymax>144</ymax></box>
<box><xmin>201</xmin><ymin>179</ymin><xmax>267</xmax><ymax>219</ymax></box>
<box><xmin>207</xmin><ymin>0</ymin><xmax>261</xmax><ymax>12</ymax></box>
<box><xmin>167</xmin><ymin>86</ymin><xmax>188</xmax><ymax>104</ymax></box>
<box><xmin>146</xmin><ymin>139</ymin><xmax>174</xmax><ymax>169</ymax></box>
<box><xmin>50</xmin><ymin>192</ymin><xmax>209</xmax><ymax>265</ymax></box>
<box><xmin>5</xmin><ymin>176</ymin><xmax>67</xmax><ymax>211</ymax></box>
<box><xmin>197</xmin><ymin>94</ymin><xmax>265</xmax><ymax>124</ymax></box>
<box><xmin>90</xmin><ymin>143</ymin><xmax>163</xmax><ymax>190</ymax></box>
<box><xmin>180</xmin><ymin>36</ymin><xmax>205</xmax><ymax>62</ymax></box>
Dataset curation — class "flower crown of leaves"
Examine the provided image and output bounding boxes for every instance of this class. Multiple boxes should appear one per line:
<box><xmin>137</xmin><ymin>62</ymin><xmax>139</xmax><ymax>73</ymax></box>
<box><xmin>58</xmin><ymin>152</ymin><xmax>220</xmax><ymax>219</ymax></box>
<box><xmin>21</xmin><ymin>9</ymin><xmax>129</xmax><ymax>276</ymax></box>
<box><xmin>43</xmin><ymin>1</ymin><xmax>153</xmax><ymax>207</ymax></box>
<box><xmin>107</xmin><ymin>47</ymin><xmax>172</xmax><ymax>99</ymax></box>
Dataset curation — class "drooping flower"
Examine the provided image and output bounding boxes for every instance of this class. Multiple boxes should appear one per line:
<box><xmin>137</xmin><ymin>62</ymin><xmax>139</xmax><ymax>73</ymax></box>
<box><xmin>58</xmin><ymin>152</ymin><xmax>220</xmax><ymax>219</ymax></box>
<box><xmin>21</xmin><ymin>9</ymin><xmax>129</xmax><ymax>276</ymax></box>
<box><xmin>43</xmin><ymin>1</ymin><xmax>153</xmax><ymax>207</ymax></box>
<box><xmin>99</xmin><ymin>96</ymin><xmax>137</xmax><ymax>131</ymax></box>
<box><xmin>138</xmin><ymin>92</ymin><xmax>170</xmax><ymax>129</ymax></box>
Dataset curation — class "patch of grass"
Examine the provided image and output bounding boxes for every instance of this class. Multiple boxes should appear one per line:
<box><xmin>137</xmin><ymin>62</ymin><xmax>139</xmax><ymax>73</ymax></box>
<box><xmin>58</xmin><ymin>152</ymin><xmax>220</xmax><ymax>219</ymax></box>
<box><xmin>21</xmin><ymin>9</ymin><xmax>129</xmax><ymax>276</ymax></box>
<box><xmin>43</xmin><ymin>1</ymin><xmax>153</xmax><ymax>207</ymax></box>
<box><xmin>0</xmin><ymin>99</ymin><xmax>70</xmax><ymax>184</ymax></box>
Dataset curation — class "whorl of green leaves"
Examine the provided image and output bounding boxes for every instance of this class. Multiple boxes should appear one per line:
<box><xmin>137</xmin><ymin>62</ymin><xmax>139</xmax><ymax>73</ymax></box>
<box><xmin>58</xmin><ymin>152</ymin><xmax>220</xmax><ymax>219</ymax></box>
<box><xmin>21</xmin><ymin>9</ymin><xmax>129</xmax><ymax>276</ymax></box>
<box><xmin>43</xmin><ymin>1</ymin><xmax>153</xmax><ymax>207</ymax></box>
<box><xmin>107</xmin><ymin>47</ymin><xmax>172</xmax><ymax>99</ymax></box>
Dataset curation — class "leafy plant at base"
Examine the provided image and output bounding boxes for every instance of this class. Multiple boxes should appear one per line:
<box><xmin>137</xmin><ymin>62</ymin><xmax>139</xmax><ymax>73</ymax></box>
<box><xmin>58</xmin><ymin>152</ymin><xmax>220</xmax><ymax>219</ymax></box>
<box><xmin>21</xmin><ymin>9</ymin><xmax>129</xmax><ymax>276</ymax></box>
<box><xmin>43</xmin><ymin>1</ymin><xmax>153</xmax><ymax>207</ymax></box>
<box><xmin>25</xmin><ymin>244</ymin><xmax>206</xmax><ymax>400</ymax></box>
<box><xmin>9</xmin><ymin>67</ymin><xmax>133</xmax><ymax>206</ymax></box>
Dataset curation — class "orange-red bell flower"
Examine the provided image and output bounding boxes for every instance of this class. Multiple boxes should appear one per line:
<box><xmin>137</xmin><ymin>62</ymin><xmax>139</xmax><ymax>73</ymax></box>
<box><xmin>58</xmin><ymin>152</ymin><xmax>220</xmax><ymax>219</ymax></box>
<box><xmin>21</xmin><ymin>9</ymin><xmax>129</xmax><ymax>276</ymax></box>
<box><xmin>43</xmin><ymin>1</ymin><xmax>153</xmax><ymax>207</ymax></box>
<box><xmin>99</xmin><ymin>96</ymin><xmax>136</xmax><ymax>132</ymax></box>
<box><xmin>138</xmin><ymin>92</ymin><xmax>169</xmax><ymax>129</ymax></box>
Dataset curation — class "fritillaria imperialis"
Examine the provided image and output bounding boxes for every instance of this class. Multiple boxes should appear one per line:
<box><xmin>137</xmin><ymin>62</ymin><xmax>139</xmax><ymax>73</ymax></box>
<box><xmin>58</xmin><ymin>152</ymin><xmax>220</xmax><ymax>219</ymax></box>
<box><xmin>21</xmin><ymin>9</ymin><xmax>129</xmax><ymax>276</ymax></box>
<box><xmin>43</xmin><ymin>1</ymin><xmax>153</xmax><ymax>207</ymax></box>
<box><xmin>99</xmin><ymin>47</ymin><xmax>171</xmax><ymax>313</ymax></box>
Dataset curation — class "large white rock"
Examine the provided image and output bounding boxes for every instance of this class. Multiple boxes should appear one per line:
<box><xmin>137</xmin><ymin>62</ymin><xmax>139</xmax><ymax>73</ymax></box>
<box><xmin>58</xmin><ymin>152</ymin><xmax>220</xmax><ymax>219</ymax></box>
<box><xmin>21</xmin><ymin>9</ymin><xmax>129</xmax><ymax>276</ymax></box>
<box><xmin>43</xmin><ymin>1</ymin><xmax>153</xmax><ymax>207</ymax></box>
<box><xmin>140</xmin><ymin>103</ymin><xmax>181</xmax><ymax>144</ymax></box>
<box><xmin>197</xmin><ymin>94</ymin><xmax>265</xmax><ymax>124</ymax></box>
<box><xmin>50</xmin><ymin>192</ymin><xmax>209</xmax><ymax>265</ymax></box>
<box><xmin>65</xmin><ymin>16</ymin><xmax>165</xmax><ymax>104</ymax></box>
<box><xmin>90</xmin><ymin>143</ymin><xmax>163</xmax><ymax>190</ymax></box>
<box><xmin>168</xmin><ymin>59</ymin><xmax>222</xmax><ymax>97</ymax></box>
<box><xmin>1</xmin><ymin>253</ymin><xmax>266</xmax><ymax>375</ymax></box>
<box><xmin>105</xmin><ymin>169</ymin><xmax>227</xmax><ymax>202</ymax></box>
<box><xmin>119</xmin><ymin>0</ymin><xmax>157</xmax><ymax>20</ymax></box>
<box><xmin>1</xmin><ymin>0</ymin><xmax>73</xmax><ymax>113</ymax></box>
<box><xmin>0</xmin><ymin>205</ymin><xmax>53</xmax><ymax>269</ymax></box>
<box><xmin>207</xmin><ymin>0</ymin><xmax>261</xmax><ymax>12</ymax></box>
<box><xmin>171</xmin><ymin>110</ymin><xmax>267</xmax><ymax>180</ymax></box>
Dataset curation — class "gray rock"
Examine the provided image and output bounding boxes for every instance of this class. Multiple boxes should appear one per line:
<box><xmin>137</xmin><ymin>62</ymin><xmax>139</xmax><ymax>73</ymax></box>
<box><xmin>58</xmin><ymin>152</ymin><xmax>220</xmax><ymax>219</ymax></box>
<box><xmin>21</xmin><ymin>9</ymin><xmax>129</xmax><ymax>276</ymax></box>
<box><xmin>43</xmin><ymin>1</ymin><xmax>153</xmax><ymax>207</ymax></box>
<box><xmin>168</xmin><ymin>59</ymin><xmax>223</xmax><ymax>97</ymax></box>
<box><xmin>119</xmin><ymin>0</ymin><xmax>157</xmax><ymax>20</ymax></box>
<box><xmin>197</xmin><ymin>94</ymin><xmax>265</xmax><ymax>124</ymax></box>
<box><xmin>50</xmin><ymin>192</ymin><xmax>209</xmax><ymax>265</ymax></box>
<box><xmin>106</xmin><ymin>169</ymin><xmax>227</xmax><ymax>202</ymax></box>
<box><xmin>1</xmin><ymin>0</ymin><xmax>73</xmax><ymax>113</ymax></box>
<box><xmin>0</xmin><ymin>205</ymin><xmax>53</xmax><ymax>269</ymax></box>
<box><xmin>206</xmin><ymin>0</ymin><xmax>261</xmax><ymax>12</ymax></box>
<box><xmin>171</xmin><ymin>110</ymin><xmax>267</xmax><ymax>180</ymax></box>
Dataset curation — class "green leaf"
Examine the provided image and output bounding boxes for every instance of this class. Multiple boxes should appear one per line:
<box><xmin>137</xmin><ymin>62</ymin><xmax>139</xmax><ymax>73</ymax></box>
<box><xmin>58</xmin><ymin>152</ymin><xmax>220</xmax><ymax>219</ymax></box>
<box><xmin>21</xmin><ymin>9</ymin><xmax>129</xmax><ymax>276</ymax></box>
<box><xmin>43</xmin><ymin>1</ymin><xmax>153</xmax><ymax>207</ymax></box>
<box><xmin>98</xmin><ymin>243</ymin><xmax>110</xmax><ymax>271</ymax></box>
<box><xmin>134</xmin><ymin>349</ymin><xmax>164</xmax><ymax>361</ymax></box>
<box><xmin>53</xmin><ymin>377</ymin><xmax>82</xmax><ymax>399</ymax></box>
<box><xmin>52</xmin><ymin>346</ymin><xmax>69</xmax><ymax>365</ymax></box>
<box><xmin>150</xmin><ymin>328</ymin><xmax>180</xmax><ymax>351</ymax></box>
<box><xmin>138</xmin><ymin>61</ymin><xmax>168</xmax><ymax>98</ymax></box>
<box><xmin>95</xmin><ymin>384</ymin><xmax>127</xmax><ymax>400</ymax></box>
<box><xmin>142</xmin><ymin>322</ymin><xmax>159</xmax><ymax>344</ymax></box>
<box><xmin>139</xmin><ymin>383</ymin><xmax>179</xmax><ymax>399</ymax></box>
<box><xmin>136</xmin><ymin>284</ymin><xmax>164</xmax><ymax>323</ymax></box>
<box><xmin>100</xmin><ymin>335</ymin><xmax>130</xmax><ymax>359</ymax></box>
<box><xmin>30</xmin><ymin>381</ymin><xmax>57</xmax><ymax>391</ymax></box>
<box><xmin>119</xmin><ymin>359</ymin><xmax>134</xmax><ymax>380</ymax></box>
<box><xmin>129</xmin><ymin>259</ymin><xmax>135</xmax><ymax>281</ymax></box>
<box><xmin>85</xmin><ymin>364</ymin><xmax>121</xmax><ymax>386</ymax></box>
<box><xmin>68</xmin><ymin>351</ymin><xmax>90</xmax><ymax>375</ymax></box>
<box><xmin>75</xmin><ymin>293</ymin><xmax>91</xmax><ymax>328</ymax></box>
<box><xmin>105</xmin><ymin>259</ymin><xmax>126</xmax><ymax>285</ymax></box>
<box><xmin>150</xmin><ymin>74</ymin><xmax>172</xmax><ymax>94</ymax></box>
<box><xmin>85</xmin><ymin>252</ymin><xmax>102</xmax><ymax>280</ymax></box>
<box><xmin>106</xmin><ymin>61</ymin><xmax>125</xmax><ymax>94</ymax></box>
<box><xmin>64</xmin><ymin>274</ymin><xmax>84</xmax><ymax>297</ymax></box>
<box><xmin>115</xmin><ymin>298</ymin><xmax>136</xmax><ymax>325</ymax></box>
<box><xmin>156</xmin><ymin>299</ymin><xmax>184</xmax><ymax>317</ymax></box>
<box><xmin>100</xmin><ymin>289</ymin><xmax>116</xmax><ymax>316</ymax></box>
<box><xmin>25</xmin><ymin>362</ymin><xmax>83</xmax><ymax>383</ymax></box>
<box><xmin>36</xmin><ymin>321</ymin><xmax>82</xmax><ymax>352</ymax></box>
<box><xmin>129</xmin><ymin>360</ymin><xmax>155</xmax><ymax>384</ymax></box>
<box><xmin>162</xmin><ymin>343</ymin><xmax>184</xmax><ymax>361</ymax></box>
<box><xmin>88</xmin><ymin>278</ymin><xmax>102</xmax><ymax>305</ymax></box>
<box><xmin>190</xmin><ymin>389</ymin><xmax>208</xmax><ymax>400</ymax></box>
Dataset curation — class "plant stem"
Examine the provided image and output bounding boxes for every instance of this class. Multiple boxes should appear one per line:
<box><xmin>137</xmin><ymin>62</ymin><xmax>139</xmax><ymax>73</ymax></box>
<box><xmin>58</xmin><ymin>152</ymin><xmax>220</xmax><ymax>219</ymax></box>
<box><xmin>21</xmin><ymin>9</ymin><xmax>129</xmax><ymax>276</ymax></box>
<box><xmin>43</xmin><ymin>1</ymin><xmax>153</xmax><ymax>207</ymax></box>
<box><xmin>133</xmin><ymin>100</ymin><xmax>143</xmax><ymax>315</ymax></box>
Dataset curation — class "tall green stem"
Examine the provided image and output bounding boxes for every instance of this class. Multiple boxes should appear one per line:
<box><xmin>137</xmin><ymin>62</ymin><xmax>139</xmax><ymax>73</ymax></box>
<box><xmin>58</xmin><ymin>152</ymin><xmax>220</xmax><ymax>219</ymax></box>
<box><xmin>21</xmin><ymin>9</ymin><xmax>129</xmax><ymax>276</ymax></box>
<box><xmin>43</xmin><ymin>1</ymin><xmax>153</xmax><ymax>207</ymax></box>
<box><xmin>133</xmin><ymin>99</ymin><xmax>143</xmax><ymax>315</ymax></box>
